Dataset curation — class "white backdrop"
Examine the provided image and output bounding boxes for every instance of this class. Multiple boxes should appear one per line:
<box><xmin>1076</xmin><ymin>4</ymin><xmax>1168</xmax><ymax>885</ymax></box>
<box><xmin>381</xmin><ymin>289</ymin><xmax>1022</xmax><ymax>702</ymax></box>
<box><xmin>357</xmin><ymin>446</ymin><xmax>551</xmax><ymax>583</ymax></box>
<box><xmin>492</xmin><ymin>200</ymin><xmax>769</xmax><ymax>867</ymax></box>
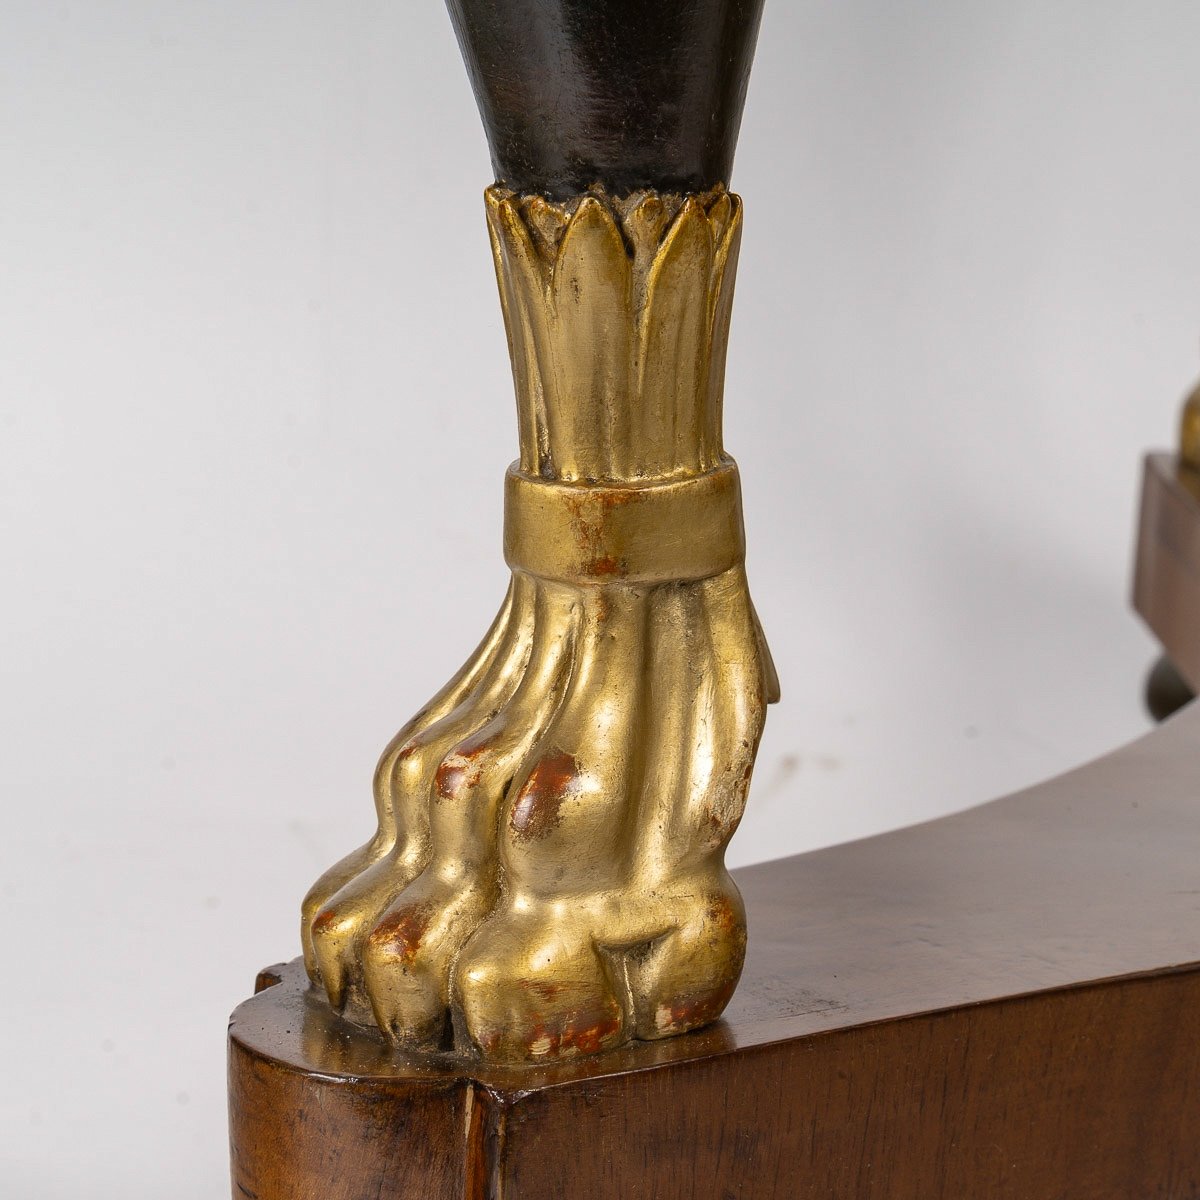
<box><xmin>3</xmin><ymin>3</ymin><xmax>1196</xmax><ymax>1195</ymax></box>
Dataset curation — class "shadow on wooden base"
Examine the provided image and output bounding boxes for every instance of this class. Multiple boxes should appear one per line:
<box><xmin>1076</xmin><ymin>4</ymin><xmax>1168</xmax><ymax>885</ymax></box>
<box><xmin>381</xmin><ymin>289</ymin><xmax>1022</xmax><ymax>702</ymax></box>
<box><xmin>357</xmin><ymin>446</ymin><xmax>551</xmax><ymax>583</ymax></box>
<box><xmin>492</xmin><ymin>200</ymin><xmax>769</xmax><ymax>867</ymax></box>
<box><xmin>229</xmin><ymin>705</ymin><xmax>1200</xmax><ymax>1199</ymax></box>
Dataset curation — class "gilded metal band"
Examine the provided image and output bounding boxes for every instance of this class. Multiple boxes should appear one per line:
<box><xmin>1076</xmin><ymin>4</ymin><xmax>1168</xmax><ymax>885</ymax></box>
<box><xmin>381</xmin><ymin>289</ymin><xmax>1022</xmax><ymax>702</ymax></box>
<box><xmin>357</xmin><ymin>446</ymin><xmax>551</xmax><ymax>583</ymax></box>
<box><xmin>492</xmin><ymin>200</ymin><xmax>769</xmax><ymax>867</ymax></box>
<box><xmin>503</xmin><ymin>461</ymin><xmax>745</xmax><ymax>584</ymax></box>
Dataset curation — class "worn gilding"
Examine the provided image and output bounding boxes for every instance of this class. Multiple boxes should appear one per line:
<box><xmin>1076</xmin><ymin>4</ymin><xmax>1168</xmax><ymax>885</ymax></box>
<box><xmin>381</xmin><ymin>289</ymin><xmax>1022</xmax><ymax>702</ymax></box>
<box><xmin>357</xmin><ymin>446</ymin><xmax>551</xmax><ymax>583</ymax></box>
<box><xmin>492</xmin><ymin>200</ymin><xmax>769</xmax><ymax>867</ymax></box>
<box><xmin>301</xmin><ymin>185</ymin><xmax>776</xmax><ymax>1063</ymax></box>
<box><xmin>1183</xmin><ymin>378</ymin><xmax>1200</xmax><ymax>471</ymax></box>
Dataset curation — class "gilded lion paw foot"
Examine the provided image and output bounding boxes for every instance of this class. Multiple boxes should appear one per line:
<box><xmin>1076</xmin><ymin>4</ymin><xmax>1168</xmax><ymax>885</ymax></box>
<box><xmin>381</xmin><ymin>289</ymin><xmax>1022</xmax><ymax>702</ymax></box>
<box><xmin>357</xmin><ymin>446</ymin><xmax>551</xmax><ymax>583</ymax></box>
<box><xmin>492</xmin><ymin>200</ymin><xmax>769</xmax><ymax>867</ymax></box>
<box><xmin>302</xmin><ymin>564</ymin><xmax>769</xmax><ymax>1062</ymax></box>
<box><xmin>301</xmin><ymin>183</ymin><xmax>777</xmax><ymax>1063</ymax></box>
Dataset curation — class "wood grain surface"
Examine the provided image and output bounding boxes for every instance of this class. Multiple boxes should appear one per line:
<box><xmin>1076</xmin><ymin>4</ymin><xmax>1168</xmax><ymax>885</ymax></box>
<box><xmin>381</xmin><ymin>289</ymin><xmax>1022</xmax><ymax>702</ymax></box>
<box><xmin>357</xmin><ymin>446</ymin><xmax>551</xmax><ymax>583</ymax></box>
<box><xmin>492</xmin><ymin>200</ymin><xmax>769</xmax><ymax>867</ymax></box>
<box><xmin>229</xmin><ymin>702</ymin><xmax>1200</xmax><ymax>1199</ymax></box>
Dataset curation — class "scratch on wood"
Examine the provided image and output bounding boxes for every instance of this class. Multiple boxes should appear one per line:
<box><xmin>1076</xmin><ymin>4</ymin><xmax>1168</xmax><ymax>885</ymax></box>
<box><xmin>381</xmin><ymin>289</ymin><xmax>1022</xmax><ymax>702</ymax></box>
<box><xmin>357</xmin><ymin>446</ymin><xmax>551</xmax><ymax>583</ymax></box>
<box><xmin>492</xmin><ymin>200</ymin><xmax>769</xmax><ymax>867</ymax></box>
<box><xmin>463</xmin><ymin>1083</ymin><xmax>509</xmax><ymax>1200</ymax></box>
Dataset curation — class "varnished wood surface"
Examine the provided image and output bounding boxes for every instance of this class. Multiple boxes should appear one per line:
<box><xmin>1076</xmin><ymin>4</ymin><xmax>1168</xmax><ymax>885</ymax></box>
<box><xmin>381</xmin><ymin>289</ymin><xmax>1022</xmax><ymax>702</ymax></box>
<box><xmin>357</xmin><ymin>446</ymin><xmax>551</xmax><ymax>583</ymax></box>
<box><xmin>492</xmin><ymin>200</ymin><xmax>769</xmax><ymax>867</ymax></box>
<box><xmin>1135</xmin><ymin>452</ymin><xmax>1200</xmax><ymax>691</ymax></box>
<box><xmin>229</xmin><ymin>703</ymin><xmax>1200</xmax><ymax>1198</ymax></box>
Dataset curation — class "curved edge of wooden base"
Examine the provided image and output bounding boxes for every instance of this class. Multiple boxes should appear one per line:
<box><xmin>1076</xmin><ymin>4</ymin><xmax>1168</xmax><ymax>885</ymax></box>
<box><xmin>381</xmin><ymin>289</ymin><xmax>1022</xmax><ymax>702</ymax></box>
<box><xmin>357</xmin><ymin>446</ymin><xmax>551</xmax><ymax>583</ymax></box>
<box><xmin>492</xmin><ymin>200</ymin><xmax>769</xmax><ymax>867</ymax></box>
<box><xmin>229</xmin><ymin>1003</ymin><xmax>483</xmax><ymax>1200</ymax></box>
<box><xmin>231</xmin><ymin>704</ymin><xmax>1200</xmax><ymax>1199</ymax></box>
<box><xmin>229</xmin><ymin>960</ymin><xmax>1200</xmax><ymax>1200</ymax></box>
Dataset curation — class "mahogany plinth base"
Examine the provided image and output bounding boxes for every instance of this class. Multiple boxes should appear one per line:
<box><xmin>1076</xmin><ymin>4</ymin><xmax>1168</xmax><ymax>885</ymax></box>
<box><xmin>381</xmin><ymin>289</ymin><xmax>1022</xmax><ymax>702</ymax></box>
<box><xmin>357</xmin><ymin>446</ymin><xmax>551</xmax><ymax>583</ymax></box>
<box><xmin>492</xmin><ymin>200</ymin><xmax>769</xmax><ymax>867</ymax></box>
<box><xmin>229</xmin><ymin>706</ymin><xmax>1200</xmax><ymax>1200</ymax></box>
<box><xmin>1135</xmin><ymin>452</ymin><xmax>1200</xmax><ymax>693</ymax></box>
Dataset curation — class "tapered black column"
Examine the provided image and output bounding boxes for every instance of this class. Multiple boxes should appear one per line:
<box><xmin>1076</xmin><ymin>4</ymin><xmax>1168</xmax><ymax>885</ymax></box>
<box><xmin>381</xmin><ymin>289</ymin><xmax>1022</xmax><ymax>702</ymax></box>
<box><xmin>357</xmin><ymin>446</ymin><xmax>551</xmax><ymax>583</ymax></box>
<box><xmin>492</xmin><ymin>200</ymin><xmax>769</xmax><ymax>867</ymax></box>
<box><xmin>445</xmin><ymin>0</ymin><xmax>765</xmax><ymax>197</ymax></box>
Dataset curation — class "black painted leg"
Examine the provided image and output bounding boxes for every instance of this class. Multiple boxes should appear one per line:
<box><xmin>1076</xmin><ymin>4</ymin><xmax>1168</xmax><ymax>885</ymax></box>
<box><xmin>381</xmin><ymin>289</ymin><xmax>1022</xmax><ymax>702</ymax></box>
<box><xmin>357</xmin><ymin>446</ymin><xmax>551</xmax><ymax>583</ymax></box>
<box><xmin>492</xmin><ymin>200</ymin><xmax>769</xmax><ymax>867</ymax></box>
<box><xmin>1145</xmin><ymin>655</ymin><xmax>1195</xmax><ymax>722</ymax></box>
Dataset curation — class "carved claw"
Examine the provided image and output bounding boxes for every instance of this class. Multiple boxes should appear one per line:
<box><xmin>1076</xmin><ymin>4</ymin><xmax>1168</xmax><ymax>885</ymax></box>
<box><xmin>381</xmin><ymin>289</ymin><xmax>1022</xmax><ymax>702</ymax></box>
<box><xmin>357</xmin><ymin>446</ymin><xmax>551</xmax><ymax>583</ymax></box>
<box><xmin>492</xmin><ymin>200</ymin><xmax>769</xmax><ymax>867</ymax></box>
<box><xmin>302</xmin><ymin>580</ymin><xmax>529</xmax><ymax>1004</ymax></box>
